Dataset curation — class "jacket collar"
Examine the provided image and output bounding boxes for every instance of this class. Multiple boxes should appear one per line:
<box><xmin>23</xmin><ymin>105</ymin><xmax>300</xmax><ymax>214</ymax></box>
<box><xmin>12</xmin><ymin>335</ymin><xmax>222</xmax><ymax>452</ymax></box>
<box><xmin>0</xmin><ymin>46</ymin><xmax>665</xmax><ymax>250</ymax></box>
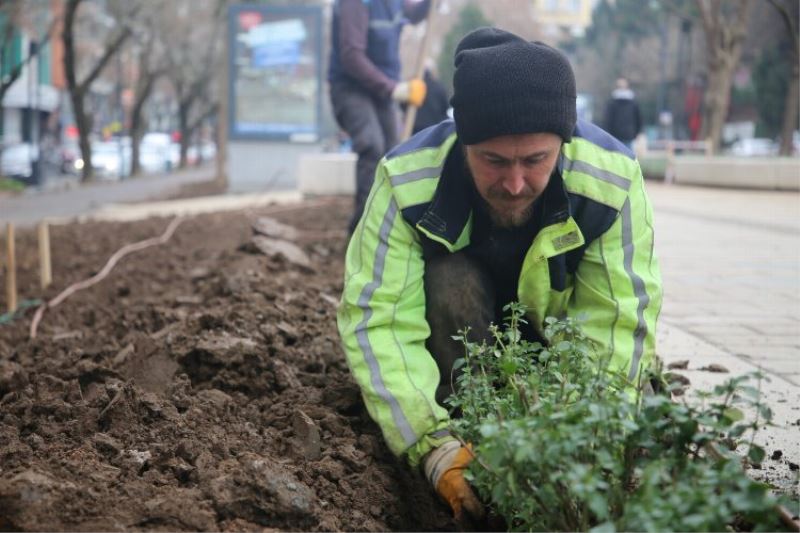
<box><xmin>416</xmin><ymin>142</ymin><xmax>572</xmax><ymax>250</ymax></box>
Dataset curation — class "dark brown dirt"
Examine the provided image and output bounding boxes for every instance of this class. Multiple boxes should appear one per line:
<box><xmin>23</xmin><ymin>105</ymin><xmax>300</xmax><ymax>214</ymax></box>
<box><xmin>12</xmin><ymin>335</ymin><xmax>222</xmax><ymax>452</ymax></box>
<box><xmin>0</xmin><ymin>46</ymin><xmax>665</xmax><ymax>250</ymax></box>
<box><xmin>0</xmin><ymin>197</ymin><xmax>456</xmax><ymax>531</ymax></box>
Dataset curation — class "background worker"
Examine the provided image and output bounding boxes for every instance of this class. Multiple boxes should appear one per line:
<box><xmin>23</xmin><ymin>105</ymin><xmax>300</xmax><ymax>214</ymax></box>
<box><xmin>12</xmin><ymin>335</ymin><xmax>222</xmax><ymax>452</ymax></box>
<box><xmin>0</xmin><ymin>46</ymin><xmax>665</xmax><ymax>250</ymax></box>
<box><xmin>337</xmin><ymin>27</ymin><xmax>662</xmax><ymax>521</ymax></box>
<box><xmin>328</xmin><ymin>0</ymin><xmax>432</xmax><ymax>233</ymax></box>
<box><xmin>411</xmin><ymin>63</ymin><xmax>451</xmax><ymax>134</ymax></box>
<box><xmin>604</xmin><ymin>77</ymin><xmax>642</xmax><ymax>150</ymax></box>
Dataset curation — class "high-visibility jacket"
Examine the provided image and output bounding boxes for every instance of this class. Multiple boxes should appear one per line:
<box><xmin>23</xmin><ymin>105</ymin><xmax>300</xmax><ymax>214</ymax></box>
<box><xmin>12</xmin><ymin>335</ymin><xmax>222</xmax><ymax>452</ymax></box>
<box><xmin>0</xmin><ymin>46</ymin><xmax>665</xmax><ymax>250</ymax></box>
<box><xmin>337</xmin><ymin>118</ymin><xmax>662</xmax><ymax>466</ymax></box>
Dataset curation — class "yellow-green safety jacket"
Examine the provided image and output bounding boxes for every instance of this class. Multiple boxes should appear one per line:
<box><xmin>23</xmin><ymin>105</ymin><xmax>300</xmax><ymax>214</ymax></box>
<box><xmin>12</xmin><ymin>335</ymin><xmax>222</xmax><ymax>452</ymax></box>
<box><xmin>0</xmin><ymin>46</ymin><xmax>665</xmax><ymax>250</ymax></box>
<box><xmin>337</xmin><ymin>118</ymin><xmax>662</xmax><ymax>466</ymax></box>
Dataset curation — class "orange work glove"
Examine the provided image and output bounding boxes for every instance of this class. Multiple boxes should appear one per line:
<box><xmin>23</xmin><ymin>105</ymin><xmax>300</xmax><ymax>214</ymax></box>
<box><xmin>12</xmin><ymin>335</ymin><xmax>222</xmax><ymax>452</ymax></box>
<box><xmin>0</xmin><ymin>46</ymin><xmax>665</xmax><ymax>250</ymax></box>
<box><xmin>391</xmin><ymin>78</ymin><xmax>427</xmax><ymax>107</ymax></box>
<box><xmin>423</xmin><ymin>440</ymin><xmax>485</xmax><ymax>521</ymax></box>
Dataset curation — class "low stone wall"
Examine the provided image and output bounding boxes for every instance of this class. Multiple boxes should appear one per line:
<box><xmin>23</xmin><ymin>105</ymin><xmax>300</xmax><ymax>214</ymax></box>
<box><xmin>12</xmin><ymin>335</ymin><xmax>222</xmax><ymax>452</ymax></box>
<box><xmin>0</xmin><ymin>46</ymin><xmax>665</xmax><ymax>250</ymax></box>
<box><xmin>672</xmin><ymin>156</ymin><xmax>800</xmax><ymax>191</ymax></box>
<box><xmin>297</xmin><ymin>153</ymin><xmax>356</xmax><ymax>195</ymax></box>
<box><xmin>293</xmin><ymin>152</ymin><xmax>800</xmax><ymax>194</ymax></box>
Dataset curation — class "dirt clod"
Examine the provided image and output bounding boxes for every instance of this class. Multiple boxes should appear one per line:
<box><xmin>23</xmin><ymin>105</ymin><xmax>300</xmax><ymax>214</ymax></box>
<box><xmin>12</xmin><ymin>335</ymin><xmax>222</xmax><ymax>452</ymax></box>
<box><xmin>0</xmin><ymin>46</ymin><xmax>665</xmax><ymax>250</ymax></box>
<box><xmin>0</xmin><ymin>200</ymin><xmax>454</xmax><ymax>531</ymax></box>
<box><xmin>666</xmin><ymin>359</ymin><xmax>689</xmax><ymax>370</ymax></box>
<box><xmin>698</xmin><ymin>363</ymin><xmax>729</xmax><ymax>373</ymax></box>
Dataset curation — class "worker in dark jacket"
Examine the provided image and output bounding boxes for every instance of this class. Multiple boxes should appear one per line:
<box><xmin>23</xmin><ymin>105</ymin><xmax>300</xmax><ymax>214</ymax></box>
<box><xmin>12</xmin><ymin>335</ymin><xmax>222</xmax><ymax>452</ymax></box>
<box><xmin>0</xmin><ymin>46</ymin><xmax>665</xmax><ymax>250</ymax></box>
<box><xmin>412</xmin><ymin>65</ymin><xmax>450</xmax><ymax>134</ymax></box>
<box><xmin>328</xmin><ymin>0</ymin><xmax>431</xmax><ymax>233</ymax></box>
<box><xmin>604</xmin><ymin>77</ymin><xmax>642</xmax><ymax>150</ymax></box>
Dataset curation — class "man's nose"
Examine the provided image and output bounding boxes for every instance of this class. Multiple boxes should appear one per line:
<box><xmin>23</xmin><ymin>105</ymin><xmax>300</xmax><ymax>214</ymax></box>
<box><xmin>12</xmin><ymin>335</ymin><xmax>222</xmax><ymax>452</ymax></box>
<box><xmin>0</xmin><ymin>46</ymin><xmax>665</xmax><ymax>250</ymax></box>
<box><xmin>502</xmin><ymin>164</ymin><xmax>527</xmax><ymax>196</ymax></box>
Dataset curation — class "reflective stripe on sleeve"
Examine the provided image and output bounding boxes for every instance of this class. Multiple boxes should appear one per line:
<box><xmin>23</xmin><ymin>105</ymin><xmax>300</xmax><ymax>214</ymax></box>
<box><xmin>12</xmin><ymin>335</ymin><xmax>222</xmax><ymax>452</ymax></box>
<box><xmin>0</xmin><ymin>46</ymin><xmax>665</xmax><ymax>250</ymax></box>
<box><xmin>562</xmin><ymin>157</ymin><xmax>632</xmax><ymax>191</ymax></box>
<box><xmin>620</xmin><ymin>198</ymin><xmax>650</xmax><ymax>379</ymax></box>
<box><xmin>354</xmin><ymin>197</ymin><xmax>418</xmax><ymax>446</ymax></box>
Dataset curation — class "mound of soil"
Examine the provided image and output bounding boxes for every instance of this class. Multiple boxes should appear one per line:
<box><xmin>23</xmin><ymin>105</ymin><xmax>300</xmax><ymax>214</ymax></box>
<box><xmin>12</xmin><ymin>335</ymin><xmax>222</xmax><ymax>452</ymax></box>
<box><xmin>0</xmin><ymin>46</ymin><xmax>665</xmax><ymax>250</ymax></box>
<box><xmin>0</xmin><ymin>197</ymin><xmax>456</xmax><ymax>531</ymax></box>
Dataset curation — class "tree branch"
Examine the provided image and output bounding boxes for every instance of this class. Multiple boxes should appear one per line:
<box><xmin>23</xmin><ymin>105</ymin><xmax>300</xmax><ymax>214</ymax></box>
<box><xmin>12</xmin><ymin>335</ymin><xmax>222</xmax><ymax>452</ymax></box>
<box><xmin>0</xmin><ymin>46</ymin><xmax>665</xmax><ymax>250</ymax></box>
<box><xmin>77</xmin><ymin>26</ymin><xmax>130</xmax><ymax>91</ymax></box>
<box><xmin>767</xmin><ymin>0</ymin><xmax>799</xmax><ymax>56</ymax></box>
<box><xmin>63</xmin><ymin>0</ymin><xmax>83</xmax><ymax>94</ymax></box>
<box><xmin>187</xmin><ymin>100</ymin><xmax>218</xmax><ymax>135</ymax></box>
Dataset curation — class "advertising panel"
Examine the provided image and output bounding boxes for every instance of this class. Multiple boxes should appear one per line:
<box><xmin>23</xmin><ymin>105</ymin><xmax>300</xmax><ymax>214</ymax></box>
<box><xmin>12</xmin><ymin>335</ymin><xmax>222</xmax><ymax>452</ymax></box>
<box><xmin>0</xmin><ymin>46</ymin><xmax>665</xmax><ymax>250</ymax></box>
<box><xmin>228</xmin><ymin>5</ymin><xmax>322</xmax><ymax>141</ymax></box>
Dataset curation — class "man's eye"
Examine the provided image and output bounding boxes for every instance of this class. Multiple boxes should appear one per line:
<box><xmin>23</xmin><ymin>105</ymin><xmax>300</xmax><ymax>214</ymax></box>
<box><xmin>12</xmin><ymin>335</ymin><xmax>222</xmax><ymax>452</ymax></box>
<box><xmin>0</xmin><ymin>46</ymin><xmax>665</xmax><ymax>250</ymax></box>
<box><xmin>486</xmin><ymin>157</ymin><xmax>507</xmax><ymax>167</ymax></box>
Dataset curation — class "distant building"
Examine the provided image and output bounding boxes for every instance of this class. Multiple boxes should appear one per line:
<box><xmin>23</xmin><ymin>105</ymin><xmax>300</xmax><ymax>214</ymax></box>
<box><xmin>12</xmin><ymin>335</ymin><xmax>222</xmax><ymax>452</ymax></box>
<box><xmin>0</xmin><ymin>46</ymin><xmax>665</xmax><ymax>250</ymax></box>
<box><xmin>533</xmin><ymin>0</ymin><xmax>599</xmax><ymax>41</ymax></box>
<box><xmin>0</xmin><ymin>5</ymin><xmax>63</xmax><ymax>146</ymax></box>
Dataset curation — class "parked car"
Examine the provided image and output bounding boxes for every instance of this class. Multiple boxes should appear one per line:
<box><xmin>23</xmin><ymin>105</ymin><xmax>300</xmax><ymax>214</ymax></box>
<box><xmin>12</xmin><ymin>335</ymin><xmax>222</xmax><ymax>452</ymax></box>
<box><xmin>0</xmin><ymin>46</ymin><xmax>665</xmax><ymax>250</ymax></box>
<box><xmin>1</xmin><ymin>143</ymin><xmax>38</xmax><ymax>183</ymax></box>
<box><xmin>728</xmin><ymin>138</ymin><xmax>777</xmax><ymax>157</ymax></box>
<box><xmin>199</xmin><ymin>141</ymin><xmax>217</xmax><ymax>162</ymax></box>
<box><xmin>139</xmin><ymin>133</ymin><xmax>173</xmax><ymax>174</ymax></box>
<box><xmin>90</xmin><ymin>141</ymin><xmax>131</xmax><ymax>180</ymax></box>
<box><xmin>139</xmin><ymin>144</ymin><xmax>171</xmax><ymax>174</ymax></box>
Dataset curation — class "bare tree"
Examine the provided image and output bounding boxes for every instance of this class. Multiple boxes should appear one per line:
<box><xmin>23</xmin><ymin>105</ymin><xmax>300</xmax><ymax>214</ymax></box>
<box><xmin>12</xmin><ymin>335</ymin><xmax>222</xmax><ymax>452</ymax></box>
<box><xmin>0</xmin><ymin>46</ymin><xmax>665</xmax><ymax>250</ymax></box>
<box><xmin>63</xmin><ymin>0</ymin><xmax>135</xmax><ymax>182</ymax></box>
<box><xmin>128</xmin><ymin>2</ymin><xmax>168</xmax><ymax>177</ymax></box>
<box><xmin>767</xmin><ymin>0</ymin><xmax>799</xmax><ymax>156</ymax></box>
<box><xmin>161</xmin><ymin>0</ymin><xmax>225</xmax><ymax>169</ymax></box>
<box><xmin>694</xmin><ymin>0</ymin><xmax>753</xmax><ymax>154</ymax></box>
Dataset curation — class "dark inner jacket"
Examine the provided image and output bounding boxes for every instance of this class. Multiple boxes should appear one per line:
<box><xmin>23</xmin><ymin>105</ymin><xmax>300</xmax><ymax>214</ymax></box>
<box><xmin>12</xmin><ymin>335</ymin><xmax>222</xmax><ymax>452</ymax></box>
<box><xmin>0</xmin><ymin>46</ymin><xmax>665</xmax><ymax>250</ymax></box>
<box><xmin>405</xmin><ymin>124</ymin><xmax>621</xmax><ymax>342</ymax></box>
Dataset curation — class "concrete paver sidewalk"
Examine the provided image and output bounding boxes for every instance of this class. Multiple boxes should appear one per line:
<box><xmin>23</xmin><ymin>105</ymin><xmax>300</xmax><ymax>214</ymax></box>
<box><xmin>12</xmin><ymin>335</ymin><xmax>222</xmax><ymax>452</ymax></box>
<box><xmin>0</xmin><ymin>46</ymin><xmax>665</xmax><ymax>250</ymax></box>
<box><xmin>648</xmin><ymin>181</ymin><xmax>800</xmax><ymax>493</ymax></box>
<box><xmin>0</xmin><ymin>166</ymin><xmax>216</xmax><ymax>227</ymax></box>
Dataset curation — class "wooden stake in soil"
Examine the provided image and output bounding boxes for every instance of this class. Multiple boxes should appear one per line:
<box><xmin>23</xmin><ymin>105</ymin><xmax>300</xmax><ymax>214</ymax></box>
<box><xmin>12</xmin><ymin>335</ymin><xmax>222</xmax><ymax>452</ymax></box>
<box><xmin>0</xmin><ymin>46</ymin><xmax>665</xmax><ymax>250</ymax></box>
<box><xmin>5</xmin><ymin>223</ymin><xmax>17</xmax><ymax>314</ymax></box>
<box><xmin>38</xmin><ymin>220</ymin><xmax>52</xmax><ymax>289</ymax></box>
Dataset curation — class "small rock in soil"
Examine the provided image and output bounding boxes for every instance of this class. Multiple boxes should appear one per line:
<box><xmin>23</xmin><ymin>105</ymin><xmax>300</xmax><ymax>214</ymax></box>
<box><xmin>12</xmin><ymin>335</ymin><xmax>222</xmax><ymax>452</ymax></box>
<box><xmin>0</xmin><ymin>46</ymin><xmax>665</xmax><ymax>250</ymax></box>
<box><xmin>189</xmin><ymin>266</ymin><xmax>211</xmax><ymax>280</ymax></box>
<box><xmin>208</xmin><ymin>454</ymin><xmax>317</xmax><ymax>527</ymax></box>
<box><xmin>251</xmin><ymin>235</ymin><xmax>311</xmax><ymax>270</ymax></box>
<box><xmin>272</xmin><ymin>359</ymin><xmax>301</xmax><ymax>391</ymax></box>
<box><xmin>292</xmin><ymin>409</ymin><xmax>322</xmax><ymax>461</ymax></box>
<box><xmin>664</xmin><ymin>372</ymin><xmax>691</xmax><ymax>395</ymax></box>
<box><xmin>771</xmin><ymin>450</ymin><xmax>783</xmax><ymax>461</ymax></box>
<box><xmin>92</xmin><ymin>433</ymin><xmax>122</xmax><ymax>456</ymax></box>
<box><xmin>0</xmin><ymin>470</ymin><xmax>78</xmax><ymax>531</ymax></box>
<box><xmin>252</xmin><ymin>217</ymin><xmax>300</xmax><ymax>241</ymax></box>
<box><xmin>789</xmin><ymin>462</ymin><xmax>799</xmax><ymax>471</ymax></box>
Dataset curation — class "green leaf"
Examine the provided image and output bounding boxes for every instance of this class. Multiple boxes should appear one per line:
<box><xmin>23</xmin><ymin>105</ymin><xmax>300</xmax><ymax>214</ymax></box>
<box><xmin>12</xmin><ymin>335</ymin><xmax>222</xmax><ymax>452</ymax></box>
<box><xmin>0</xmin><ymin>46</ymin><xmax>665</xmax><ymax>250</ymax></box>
<box><xmin>748</xmin><ymin>445</ymin><xmax>766</xmax><ymax>464</ymax></box>
<box><xmin>500</xmin><ymin>358</ymin><xmax>519</xmax><ymax>376</ymax></box>
<box><xmin>723</xmin><ymin>406</ymin><xmax>744</xmax><ymax>422</ymax></box>
<box><xmin>590</xmin><ymin>521</ymin><xmax>616</xmax><ymax>533</ymax></box>
<box><xmin>556</xmin><ymin>340</ymin><xmax>573</xmax><ymax>352</ymax></box>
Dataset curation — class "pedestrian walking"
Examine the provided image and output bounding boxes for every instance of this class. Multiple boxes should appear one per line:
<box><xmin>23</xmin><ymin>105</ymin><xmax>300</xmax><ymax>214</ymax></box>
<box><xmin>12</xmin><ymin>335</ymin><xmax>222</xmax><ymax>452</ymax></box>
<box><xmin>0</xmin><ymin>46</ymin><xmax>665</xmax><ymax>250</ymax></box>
<box><xmin>603</xmin><ymin>77</ymin><xmax>642</xmax><ymax>150</ymax></box>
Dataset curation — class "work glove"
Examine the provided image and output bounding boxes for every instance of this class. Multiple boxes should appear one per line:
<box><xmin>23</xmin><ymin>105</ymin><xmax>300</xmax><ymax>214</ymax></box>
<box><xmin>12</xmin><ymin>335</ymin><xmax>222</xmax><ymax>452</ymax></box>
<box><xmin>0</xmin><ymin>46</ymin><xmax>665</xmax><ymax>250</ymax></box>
<box><xmin>391</xmin><ymin>78</ymin><xmax>427</xmax><ymax>107</ymax></box>
<box><xmin>424</xmin><ymin>440</ymin><xmax>485</xmax><ymax>521</ymax></box>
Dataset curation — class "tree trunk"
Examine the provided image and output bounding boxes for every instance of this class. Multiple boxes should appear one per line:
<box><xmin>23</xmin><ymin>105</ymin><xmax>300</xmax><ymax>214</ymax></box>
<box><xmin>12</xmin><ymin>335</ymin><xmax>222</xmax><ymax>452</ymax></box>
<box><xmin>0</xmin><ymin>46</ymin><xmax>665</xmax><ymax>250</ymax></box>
<box><xmin>701</xmin><ymin>54</ymin><xmax>736</xmax><ymax>154</ymax></box>
<box><xmin>72</xmin><ymin>90</ymin><xmax>94</xmax><ymax>182</ymax></box>
<box><xmin>130</xmin><ymin>115</ymin><xmax>144</xmax><ymax>177</ymax></box>
<box><xmin>695</xmin><ymin>0</ymin><xmax>752</xmax><ymax>155</ymax></box>
<box><xmin>62</xmin><ymin>0</ymin><xmax>130</xmax><ymax>182</ymax></box>
<box><xmin>63</xmin><ymin>0</ymin><xmax>93</xmax><ymax>182</ymax></box>
<box><xmin>178</xmin><ymin>102</ymin><xmax>190</xmax><ymax>169</ymax></box>
<box><xmin>779</xmin><ymin>63</ymin><xmax>799</xmax><ymax>156</ymax></box>
<box><xmin>130</xmin><ymin>77</ymin><xmax>155</xmax><ymax>176</ymax></box>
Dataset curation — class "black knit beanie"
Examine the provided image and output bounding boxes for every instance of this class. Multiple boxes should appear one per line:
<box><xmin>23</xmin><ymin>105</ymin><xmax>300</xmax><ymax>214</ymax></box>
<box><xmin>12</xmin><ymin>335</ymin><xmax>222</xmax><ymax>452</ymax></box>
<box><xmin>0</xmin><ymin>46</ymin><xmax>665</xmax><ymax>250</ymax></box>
<box><xmin>451</xmin><ymin>27</ymin><xmax>577</xmax><ymax>145</ymax></box>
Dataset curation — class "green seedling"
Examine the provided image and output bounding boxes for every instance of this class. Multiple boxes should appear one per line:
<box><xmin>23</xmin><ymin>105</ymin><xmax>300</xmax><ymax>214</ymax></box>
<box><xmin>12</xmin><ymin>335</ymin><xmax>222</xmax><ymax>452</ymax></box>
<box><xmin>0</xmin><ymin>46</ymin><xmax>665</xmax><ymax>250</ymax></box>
<box><xmin>446</xmin><ymin>304</ymin><xmax>794</xmax><ymax>532</ymax></box>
